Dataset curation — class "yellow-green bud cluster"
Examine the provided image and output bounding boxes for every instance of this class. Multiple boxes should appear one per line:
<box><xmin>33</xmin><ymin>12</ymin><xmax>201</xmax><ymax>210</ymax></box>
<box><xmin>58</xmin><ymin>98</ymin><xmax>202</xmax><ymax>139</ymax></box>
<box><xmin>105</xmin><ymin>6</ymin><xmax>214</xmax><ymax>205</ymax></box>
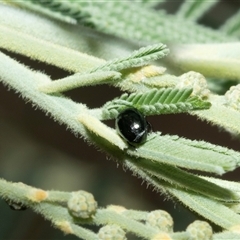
<box><xmin>146</xmin><ymin>210</ymin><xmax>173</xmax><ymax>232</ymax></box>
<box><xmin>177</xmin><ymin>71</ymin><xmax>210</xmax><ymax>99</ymax></box>
<box><xmin>98</xmin><ymin>224</ymin><xmax>126</xmax><ymax>240</ymax></box>
<box><xmin>186</xmin><ymin>220</ymin><xmax>213</xmax><ymax>240</ymax></box>
<box><xmin>225</xmin><ymin>84</ymin><xmax>240</xmax><ymax>111</ymax></box>
<box><xmin>67</xmin><ymin>190</ymin><xmax>97</xmax><ymax>219</ymax></box>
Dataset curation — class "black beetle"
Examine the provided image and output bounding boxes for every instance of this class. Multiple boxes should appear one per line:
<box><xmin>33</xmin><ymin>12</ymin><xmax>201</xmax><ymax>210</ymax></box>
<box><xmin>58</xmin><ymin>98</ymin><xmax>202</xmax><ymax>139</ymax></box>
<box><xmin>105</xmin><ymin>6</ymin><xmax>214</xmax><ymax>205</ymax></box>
<box><xmin>116</xmin><ymin>108</ymin><xmax>151</xmax><ymax>146</ymax></box>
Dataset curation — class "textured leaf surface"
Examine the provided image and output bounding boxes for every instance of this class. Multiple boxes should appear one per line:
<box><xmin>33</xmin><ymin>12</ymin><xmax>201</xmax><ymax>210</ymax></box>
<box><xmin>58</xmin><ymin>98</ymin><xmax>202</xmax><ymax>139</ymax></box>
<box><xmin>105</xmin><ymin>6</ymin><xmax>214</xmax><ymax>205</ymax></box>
<box><xmin>132</xmin><ymin>158</ymin><xmax>235</xmax><ymax>201</ymax></box>
<box><xmin>193</xmin><ymin>95</ymin><xmax>240</xmax><ymax>135</ymax></box>
<box><xmin>128</xmin><ymin>133</ymin><xmax>239</xmax><ymax>174</ymax></box>
<box><xmin>92</xmin><ymin>43</ymin><xmax>169</xmax><ymax>72</ymax></box>
<box><xmin>169</xmin><ymin>187</ymin><xmax>240</xmax><ymax>229</ymax></box>
<box><xmin>25</xmin><ymin>0</ymin><xmax>236</xmax><ymax>43</ymax></box>
<box><xmin>102</xmin><ymin>88</ymin><xmax>211</xmax><ymax>119</ymax></box>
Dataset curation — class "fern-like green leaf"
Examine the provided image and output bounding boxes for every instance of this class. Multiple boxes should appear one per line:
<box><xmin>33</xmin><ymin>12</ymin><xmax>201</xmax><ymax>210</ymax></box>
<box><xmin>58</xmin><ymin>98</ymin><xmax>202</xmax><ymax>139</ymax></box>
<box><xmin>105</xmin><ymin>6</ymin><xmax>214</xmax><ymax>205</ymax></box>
<box><xmin>91</xmin><ymin>43</ymin><xmax>169</xmax><ymax>73</ymax></box>
<box><xmin>102</xmin><ymin>88</ymin><xmax>211</xmax><ymax>119</ymax></box>
<box><xmin>24</xmin><ymin>0</ymin><xmax>236</xmax><ymax>43</ymax></box>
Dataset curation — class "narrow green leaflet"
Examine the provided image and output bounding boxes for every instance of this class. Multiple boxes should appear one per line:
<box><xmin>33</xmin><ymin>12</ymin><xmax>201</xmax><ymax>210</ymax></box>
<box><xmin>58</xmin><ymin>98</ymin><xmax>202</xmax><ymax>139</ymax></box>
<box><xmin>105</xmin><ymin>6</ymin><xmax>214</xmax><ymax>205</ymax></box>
<box><xmin>23</xmin><ymin>0</ymin><xmax>236</xmax><ymax>43</ymax></box>
<box><xmin>201</xmin><ymin>177</ymin><xmax>240</xmax><ymax>213</ymax></box>
<box><xmin>102</xmin><ymin>87</ymin><xmax>211</xmax><ymax>119</ymax></box>
<box><xmin>39</xmin><ymin>43</ymin><xmax>169</xmax><ymax>93</ymax></box>
<box><xmin>91</xmin><ymin>43</ymin><xmax>169</xmax><ymax>73</ymax></box>
<box><xmin>168</xmin><ymin>187</ymin><xmax>240</xmax><ymax>229</ymax></box>
<box><xmin>129</xmin><ymin>157</ymin><xmax>236</xmax><ymax>202</ymax></box>
<box><xmin>193</xmin><ymin>95</ymin><xmax>240</xmax><ymax>135</ymax></box>
<box><xmin>125</xmin><ymin>162</ymin><xmax>240</xmax><ymax>228</ymax></box>
<box><xmin>128</xmin><ymin>133</ymin><xmax>239</xmax><ymax>174</ymax></box>
<box><xmin>221</xmin><ymin>9</ymin><xmax>240</xmax><ymax>37</ymax></box>
<box><xmin>177</xmin><ymin>0</ymin><xmax>219</xmax><ymax>21</ymax></box>
<box><xmin>174</xmin><ymin>136</ymin><xmax>240</xmax><ymax>166</ymax></box>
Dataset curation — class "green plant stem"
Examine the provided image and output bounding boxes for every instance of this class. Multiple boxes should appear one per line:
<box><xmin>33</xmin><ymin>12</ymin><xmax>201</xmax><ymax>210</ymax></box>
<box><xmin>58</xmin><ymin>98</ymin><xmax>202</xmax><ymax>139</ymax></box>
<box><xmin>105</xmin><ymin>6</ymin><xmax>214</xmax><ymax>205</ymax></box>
<box><xmin>33</xmin><ymin>202</ymin><xmax>98</xmax><ymax>239</ymax></box>
<box><xmin>39</xmin><ymin>71</ymin><xmax>121</xmax><ymax>93</ymax></box>
<box><xmin>94</xmin><ymin>209</ymin><xmax>158</xmax><ymax>239</ymax></box>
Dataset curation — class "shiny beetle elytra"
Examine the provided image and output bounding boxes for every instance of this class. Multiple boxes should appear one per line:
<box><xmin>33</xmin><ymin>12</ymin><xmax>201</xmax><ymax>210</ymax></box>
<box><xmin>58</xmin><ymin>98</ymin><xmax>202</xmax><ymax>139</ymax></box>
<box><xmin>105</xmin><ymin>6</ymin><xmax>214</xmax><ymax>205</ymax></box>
<box><xmin>116</xmin><ymin>108</ymin><xmax>151</xmax><ymax>146</ymax></box>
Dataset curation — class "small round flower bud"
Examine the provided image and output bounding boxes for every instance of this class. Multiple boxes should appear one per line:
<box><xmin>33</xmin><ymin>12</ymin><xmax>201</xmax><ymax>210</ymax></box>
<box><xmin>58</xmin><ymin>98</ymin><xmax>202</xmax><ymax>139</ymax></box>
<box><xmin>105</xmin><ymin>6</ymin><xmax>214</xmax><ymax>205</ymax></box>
<box><xmin>177</xmin><ymin>71</ymin><xmax>210</xmax><ymax>99</ymax></box>
<box><xmin>98</xmin><ymin>225</ymin><xmax>126</xmax><ymax>240</ymax></box>
<box><xmin>146</xmin><ymin>210</ymin><xmax>173</xmax><ymax>232</ymax></box>
<box><xmin>67</xmin><ymin>191</ymin><xmax>97</xmax><ymax>219</ymax></box>
<box><xmin>225</xmin><ymin>84</ymin><xmax>240</xmax><ymax>111</ymax></box>
<box><xmin>186</xmin><ymin>220</ymin><xmax>212</xmax><ymax>240</ymax></box>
